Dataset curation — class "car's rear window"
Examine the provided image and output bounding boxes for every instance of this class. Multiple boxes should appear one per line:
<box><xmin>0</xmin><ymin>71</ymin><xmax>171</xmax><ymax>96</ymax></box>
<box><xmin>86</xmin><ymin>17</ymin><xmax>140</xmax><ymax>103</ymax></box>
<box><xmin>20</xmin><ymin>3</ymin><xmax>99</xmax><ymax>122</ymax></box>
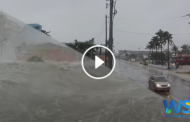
<box><xmin>154</xmin><ymin>77</ymin><xmax>167</xmax><ymax>82</ymax></box>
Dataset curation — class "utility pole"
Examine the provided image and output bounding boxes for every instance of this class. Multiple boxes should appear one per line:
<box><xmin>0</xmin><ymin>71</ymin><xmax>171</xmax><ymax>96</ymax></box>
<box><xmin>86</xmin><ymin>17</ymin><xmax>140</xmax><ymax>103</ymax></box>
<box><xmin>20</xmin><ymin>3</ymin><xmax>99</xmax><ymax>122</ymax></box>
<box><xmin>105</xmin><ymin>15</ymin><xmax>108</xmax><ymax>66</ymax></box>
<box><xmin>108</xmin><ymin>0</ymin><xmax>114</xmax><ymax>69</ymax></box>
<box><xmin>107</xmin><ymin>0</ymin><xmax>113</xmax><ymax>69</ymax></box>
<box><xmin>106</xmin><ymin>0</ymin><xmax>117</xmax><ymax>69</ymax></box>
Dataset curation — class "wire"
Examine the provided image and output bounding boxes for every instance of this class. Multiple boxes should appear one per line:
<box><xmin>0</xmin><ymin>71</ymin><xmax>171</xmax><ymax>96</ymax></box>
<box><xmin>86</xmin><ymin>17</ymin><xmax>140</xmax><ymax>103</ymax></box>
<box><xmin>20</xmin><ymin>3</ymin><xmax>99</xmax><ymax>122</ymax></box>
<box><xmin>114</xmin><ymin>29</ymin><xmax>153</xmax><ymax>35</ymax></box>
<box><xmin>173</xmin><ymin>33</ymin><xmax>190</xmax><ymax>35</ymax></box>
<box><xmin>114</xmin><ymin>29</ymin><xmax>190</xmax><ymax>35</ymax></box>
<box><xmin>97</xmin><ymin>30</ymin><xmax>105</xmax><ymax>44</ymax></box>
<box><xmin>94</xmin><ymin>1</ymin><xmax>108</xmax><ymax>41</ymax></box>
<box><xmin>94</xmin><ymin>30</ymin><xmax>104</xmax><ymax>39</ymax></box>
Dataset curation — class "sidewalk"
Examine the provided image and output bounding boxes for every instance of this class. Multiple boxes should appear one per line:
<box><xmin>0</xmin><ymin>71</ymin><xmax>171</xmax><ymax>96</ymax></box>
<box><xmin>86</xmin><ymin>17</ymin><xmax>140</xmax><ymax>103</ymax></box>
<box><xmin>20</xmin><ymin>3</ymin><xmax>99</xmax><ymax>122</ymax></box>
<box><xmin>126</xmin><ymin>61</ymin><xmax>190</xmax><ymax>82</ymax></box>
<box><xmin>151</xmin><ymin>67</ymin><xmax>190</xmax><ymax>82</ymax></box>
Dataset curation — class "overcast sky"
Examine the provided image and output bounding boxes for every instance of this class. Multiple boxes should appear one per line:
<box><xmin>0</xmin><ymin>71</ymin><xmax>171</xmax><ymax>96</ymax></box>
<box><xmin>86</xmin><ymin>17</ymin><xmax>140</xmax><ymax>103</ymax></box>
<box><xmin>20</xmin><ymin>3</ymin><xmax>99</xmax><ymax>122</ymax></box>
<box><xmin>0</xmin><ymin>0</ymin><xmax>190</xmax><ymax>53</ymax></box>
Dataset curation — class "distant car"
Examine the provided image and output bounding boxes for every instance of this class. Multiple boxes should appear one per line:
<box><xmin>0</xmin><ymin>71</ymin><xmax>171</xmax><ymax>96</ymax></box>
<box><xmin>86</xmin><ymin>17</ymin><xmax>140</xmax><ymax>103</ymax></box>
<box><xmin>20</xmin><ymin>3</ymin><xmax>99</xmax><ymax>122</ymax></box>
<box><xmin>148</xmin><ymin>76</ymin><xmax>170</xmax><ymax>92</ymax></box>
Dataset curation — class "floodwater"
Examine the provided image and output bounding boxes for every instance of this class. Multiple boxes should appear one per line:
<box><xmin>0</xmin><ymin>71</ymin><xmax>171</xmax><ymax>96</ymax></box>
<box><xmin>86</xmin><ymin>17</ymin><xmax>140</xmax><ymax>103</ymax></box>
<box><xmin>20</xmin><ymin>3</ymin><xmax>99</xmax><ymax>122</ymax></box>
<box><xmin>0</xmin><ymin>10</ymin><xmax>188</xmax><ymax>122</ymax></box>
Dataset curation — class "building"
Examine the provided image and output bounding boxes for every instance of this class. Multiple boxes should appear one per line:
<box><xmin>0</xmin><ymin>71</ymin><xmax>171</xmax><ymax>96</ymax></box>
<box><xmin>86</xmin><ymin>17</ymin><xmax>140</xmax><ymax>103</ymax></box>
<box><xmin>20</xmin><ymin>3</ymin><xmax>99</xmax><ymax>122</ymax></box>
<box><xmin>28</xmin><ymin>23</ymin><xmax>42</xmax><ymax>31</ymax></box>
<box><xmin>172</xmin><ymin>54</ymin><xmax>190</xmax><ymax>65</ymax></box>
<box><xmin>118</xmin><ymin>50</ymin><xmax>149</xmax><ymax>60</ymax></box>
<box><xmin>118</xmin><ymin>50</ymin><xmax>124</xmax><ymax>56</ymax></box>
<box><xmin>16</xmin><ymin>43</ymin><xmax>78</xmax><ymax>62</ymax></box>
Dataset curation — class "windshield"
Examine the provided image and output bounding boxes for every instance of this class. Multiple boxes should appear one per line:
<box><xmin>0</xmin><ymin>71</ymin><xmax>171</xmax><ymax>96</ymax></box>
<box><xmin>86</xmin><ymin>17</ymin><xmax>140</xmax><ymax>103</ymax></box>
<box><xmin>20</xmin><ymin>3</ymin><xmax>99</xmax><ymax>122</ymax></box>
<box><xmin>154</xmin><ymin>77</ymin><xmax>167</xmax><ymax>82</ymax></box>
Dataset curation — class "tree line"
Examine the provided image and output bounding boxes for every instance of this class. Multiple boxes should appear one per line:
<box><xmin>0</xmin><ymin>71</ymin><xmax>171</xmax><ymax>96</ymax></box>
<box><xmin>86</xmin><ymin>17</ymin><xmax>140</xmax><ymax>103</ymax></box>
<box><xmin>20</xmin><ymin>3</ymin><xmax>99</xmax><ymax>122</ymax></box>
<box><xmin>65</xmin><ymin>38</ymin><xmax>99</xmax><ymax>58</ymax></box>
<box><xmin>145</xmin><ymin>29</ymin><xmax>173</xmax><ymax>67</ymax></box>
<box><xmin>146</xmin><ymin>29</ymin><xmax>190</xmax><ymax>68</ymax></box>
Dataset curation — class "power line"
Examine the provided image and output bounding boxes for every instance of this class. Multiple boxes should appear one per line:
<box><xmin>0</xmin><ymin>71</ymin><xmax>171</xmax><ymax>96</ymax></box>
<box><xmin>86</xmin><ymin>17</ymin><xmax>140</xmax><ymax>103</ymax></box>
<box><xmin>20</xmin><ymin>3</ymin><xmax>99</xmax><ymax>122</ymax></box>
<box><xmin>95</xmin><ymin>0</ymin><xmax>107</xmax><ymax>41</ymax></box>
<box><xmin>114</xmin><ymin>29</ymin><xmax>190</xmax><ymax>35</ymax></box>
<box><xmin>115</xmin><ymin>16</ymin><xmax>182</xmax><ymax>22</ymax></box>
<box><xmin>114</xmin><ymin>29</ymin><xmax>153</xmax><ymax>35</ymax></box>
<box><xmin>182</xmin><ymin>14</ymin><xmax>190</xmax><ymax>18</ymax></box>
<box><xmin>173</xmin><ymin>33</ymin><xmax>190</xmax><ymax>35</ymax></box>
<box><xmin>94</xmin><ymin>30</ymin><xmax>104</xmax><ymax>39</ymax></box>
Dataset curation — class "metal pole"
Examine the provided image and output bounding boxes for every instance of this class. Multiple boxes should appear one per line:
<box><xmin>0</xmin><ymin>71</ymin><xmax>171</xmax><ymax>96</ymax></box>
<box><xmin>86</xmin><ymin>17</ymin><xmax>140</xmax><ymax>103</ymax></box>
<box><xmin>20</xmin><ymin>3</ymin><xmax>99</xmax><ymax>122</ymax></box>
<box><xmin>105</xmin><ymin>15</ymin><xmax>108</xmax><ymax>66</ymax></box>
<box><xmin>100</xmin><ymin>47</ymin><xmax>102</xmax><ymax>55</ymax></box>
<box><xmin>108</xmin><ymin>0</ymin><xmax>114</xmax><ymax>69</ymax></box>
<box><xmin>168</xmin><ymin>40</ymin><xmax>170</xmax><ymax>69</ymax></box>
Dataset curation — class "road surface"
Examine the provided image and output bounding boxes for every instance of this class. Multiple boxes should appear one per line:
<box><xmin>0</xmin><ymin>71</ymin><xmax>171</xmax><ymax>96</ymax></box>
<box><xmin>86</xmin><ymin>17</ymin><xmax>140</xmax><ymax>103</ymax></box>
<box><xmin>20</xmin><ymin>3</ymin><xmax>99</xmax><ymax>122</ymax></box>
<box><xmin>116</xmin><ymin>60</ymin><xmax>190</xmax><ymax>101</ymax></box>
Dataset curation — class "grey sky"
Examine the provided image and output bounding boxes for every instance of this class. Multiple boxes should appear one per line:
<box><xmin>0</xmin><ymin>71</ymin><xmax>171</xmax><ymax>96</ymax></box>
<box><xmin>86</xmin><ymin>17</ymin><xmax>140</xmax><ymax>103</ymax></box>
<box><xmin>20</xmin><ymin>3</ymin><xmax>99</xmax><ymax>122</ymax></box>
<box><xmin>0</xmin><ymin>0</ymin><xmax>190</xmax><ymax>53</ymax></box>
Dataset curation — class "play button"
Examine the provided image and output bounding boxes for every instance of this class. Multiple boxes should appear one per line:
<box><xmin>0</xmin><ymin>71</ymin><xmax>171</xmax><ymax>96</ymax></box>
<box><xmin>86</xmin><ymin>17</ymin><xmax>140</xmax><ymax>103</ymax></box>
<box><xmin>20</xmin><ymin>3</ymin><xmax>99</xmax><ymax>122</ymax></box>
<box><xmin>95</xmin><ymin>56</ymin><xmax>104</xmax><ymax>69</ymax></box>
<box><xmin>81</xmin><ymin>45</ymin><xmax>116</xmax><ymax>80</ymax></box>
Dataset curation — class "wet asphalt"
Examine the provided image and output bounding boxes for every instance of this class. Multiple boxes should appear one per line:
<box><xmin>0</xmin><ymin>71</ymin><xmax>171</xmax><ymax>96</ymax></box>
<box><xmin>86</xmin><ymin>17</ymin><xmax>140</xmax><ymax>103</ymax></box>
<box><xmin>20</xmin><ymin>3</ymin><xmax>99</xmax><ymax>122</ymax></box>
<box><xmin>116</xmin><ymin>60</ymin><xmax>190</xmax><ymax>101</ymax></box>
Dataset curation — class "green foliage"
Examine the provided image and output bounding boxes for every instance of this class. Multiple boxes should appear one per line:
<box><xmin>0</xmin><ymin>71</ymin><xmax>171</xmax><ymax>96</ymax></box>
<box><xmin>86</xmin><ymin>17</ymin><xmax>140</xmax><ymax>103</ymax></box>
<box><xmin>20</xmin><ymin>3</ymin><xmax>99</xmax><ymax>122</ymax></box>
<box><xmin>163</xmin><ymin>31</ymin><xmax>174</xmax><ymax>46</ymax></box>
<box><xmin>66</xmin><ymin>38</ymin><xmax>98</xmax><ymax>58</ymax></box>
<box><xmin>152</xmin><ymin>36</ymin><xmax>159</xmax><ymax>49</ymax></box>
<box><xmin>146</xmin><ymin>29</ymin><xmax>174</xmax><ymax>67</ymax></box>
<box><xmin>27</xmin><ymin>56</ymin><xmax>44</xmax><ymax>62</ymax></box>
<box><xmin>150</xmin><ymin>52</ymin><xmax>166</xmax><ymax>61</ymax></box>
<box><xmin>172</xmin><ymin>45</ymin><xmax>178</xmax><ymax>55</ymax></box>
<box><xmin>146</xmin><ymin>30</ymin><xmax>174</xmax><ymax>51</ymax></box>
<box><xmin>156</xmin><ymin>29</ymin><xmax>164</xmax><ymax>41</ymax></box>
<box><xmin>181</xmin><ymin>44</ymin><xmax>190</xmax><ymax>55</ymax></box>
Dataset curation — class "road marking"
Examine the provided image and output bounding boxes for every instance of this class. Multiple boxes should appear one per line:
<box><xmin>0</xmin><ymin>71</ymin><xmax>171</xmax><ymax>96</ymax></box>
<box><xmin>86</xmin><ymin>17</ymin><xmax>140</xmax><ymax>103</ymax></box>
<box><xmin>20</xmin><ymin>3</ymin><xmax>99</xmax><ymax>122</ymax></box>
<box><xmin>134</xmin><ymin>70</ymin><xmax>180</xmax><ymax>101</ymax></box>
<box><xmin>165</xmin><ymin>92</ymin><xmax>179</xmax><ymax>102</ymax></box>
<box><xmin>124</xmin><ymin>63</ymin><xmax>180</xmax><ymax>102</ymax></box>
<box><xmin>120</xmin><ymin>61</ymin><xmax>186</xmax><ymax>101</ymax></box>
<box><xmin>167</xmin><ymin>79</ymin><xmax>190</xmax><ymax>91</ymax></box>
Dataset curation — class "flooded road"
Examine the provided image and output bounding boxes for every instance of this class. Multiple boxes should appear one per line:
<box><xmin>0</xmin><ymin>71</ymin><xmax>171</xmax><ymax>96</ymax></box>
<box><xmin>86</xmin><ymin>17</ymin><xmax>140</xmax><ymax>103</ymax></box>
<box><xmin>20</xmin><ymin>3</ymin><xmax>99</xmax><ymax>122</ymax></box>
<box><xmin>116</xmin><ymin>60</ymin><xmax>190</xmax><ymax>101</ymax></box>
<box><xmin>0</xmin><ymin>61</ymin><xmax>187</xmax><ymax>122</ymax></box>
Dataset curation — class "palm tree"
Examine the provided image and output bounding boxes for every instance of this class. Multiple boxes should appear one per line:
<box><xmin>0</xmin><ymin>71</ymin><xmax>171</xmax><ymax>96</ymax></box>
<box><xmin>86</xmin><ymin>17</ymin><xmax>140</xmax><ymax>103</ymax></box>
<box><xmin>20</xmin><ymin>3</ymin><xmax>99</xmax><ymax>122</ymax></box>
<box><xmin>146</xmin><ymin>40</ymin><xmax>154</xmax><ymax>63</ymax></box>
<box><xmin>181</xmin><ymin>44</ymin><xmax>189</xmax><ymax>56</ymax></box>
<box><xmin>162</xmin><ymin>31</ymin><xmax>174</xmax><ymax>69</ymax></box>
<box><xmin>156</xmin><ymin>29</ymin><xmax>164</xmax><ymax>65</ymax></box>
<box><xmin>145</xmin><ymin>43</ymin><xmax>151</xmax><ymax>52</ymax></box>
<box><xmin>152</xmin><ymin>36</ymin><xmax>159</xmax><ymax>64</ymax></box>
<box><xmin>171</xmin><ymin>45</ymin><xmax>178</xmax><ymax>56</ymax></box>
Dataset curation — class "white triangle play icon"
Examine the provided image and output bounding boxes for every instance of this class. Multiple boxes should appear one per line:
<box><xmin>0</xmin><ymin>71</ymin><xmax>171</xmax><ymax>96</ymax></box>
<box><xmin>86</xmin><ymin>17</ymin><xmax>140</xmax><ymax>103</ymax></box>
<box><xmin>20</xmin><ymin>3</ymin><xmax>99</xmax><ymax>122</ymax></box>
<box><xmin>95</xmin><ymin>56</ymin><xmax>104</xmax><ymax>69</ymax></box>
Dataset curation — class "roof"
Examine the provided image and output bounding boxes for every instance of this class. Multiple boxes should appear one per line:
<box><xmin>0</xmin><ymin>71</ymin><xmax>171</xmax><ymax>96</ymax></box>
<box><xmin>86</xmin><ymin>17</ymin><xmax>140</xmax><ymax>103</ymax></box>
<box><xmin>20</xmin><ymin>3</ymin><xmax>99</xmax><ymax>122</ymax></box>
<box><xmin>28</xmin><ymin>23</ymin><xmax>42</xmax><ymax>26</ymax></box>
<box><xmin>27</xmin><ymin>23</ymin><xmax>42</xmax><ymax>30</ymax></box>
